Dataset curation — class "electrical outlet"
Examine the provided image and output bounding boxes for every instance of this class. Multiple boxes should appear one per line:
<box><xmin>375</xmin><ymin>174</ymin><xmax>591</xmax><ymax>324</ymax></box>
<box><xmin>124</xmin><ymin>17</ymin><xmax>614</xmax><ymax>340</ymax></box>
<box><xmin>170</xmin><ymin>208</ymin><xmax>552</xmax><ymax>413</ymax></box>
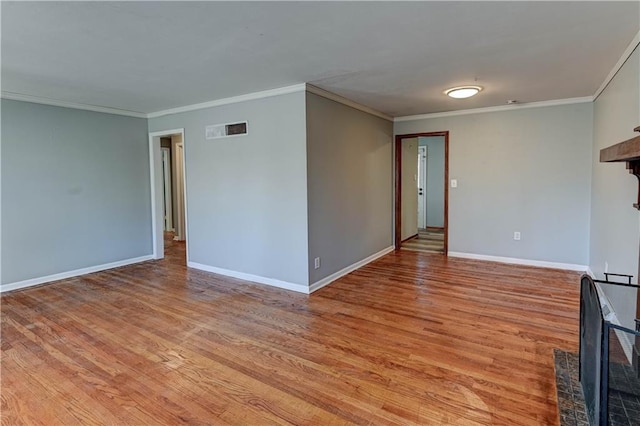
<box><xmin>605</xmin><ymin>261</ymin><xmax>609</xmax><ymax>273</ymax></box>
<box><xmin>514</xmin><ymin>232</ymin><xmax>521</xmax><ymax>241</ymax></box>
<box><xmin>314</xmin><ymin>257</ymin><xmax>321</xmax><ymax>269</ymax></box>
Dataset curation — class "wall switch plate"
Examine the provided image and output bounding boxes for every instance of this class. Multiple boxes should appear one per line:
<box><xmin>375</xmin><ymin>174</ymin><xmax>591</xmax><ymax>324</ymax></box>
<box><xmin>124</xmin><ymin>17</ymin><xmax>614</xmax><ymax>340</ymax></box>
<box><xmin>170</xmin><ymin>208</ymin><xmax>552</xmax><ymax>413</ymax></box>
<box><xmin>314</xmin><ymin>257</ymin><xmax>321</xmax><ymax>269</ymax></box>
<box><xmin>451</xmin><ymin>179</ymin><xmax>457</xmax><ymax>188</ymax></box>
<box><xmin>514</xmin><ymin>232</ymin><xmax>521</xmax><ymax>241</ymax></box>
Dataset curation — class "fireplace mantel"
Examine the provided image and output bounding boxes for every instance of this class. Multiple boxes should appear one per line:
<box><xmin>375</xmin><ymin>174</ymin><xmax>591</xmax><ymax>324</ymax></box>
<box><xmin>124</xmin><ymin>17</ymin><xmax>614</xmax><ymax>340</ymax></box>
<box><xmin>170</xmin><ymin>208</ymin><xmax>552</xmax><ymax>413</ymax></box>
<box><xmin>600</xmin><ymin>126</ymin><xmax>640</xmax><ymax>209</ymax></box>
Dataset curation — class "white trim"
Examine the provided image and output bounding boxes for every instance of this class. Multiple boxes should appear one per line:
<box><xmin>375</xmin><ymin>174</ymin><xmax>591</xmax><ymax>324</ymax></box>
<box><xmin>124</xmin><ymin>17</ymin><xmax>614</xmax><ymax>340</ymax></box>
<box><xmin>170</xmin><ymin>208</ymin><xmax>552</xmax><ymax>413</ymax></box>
<box><xmin>309</xmin><ymin>246</ymin><xmax>395</xmax><ymax>293</ymax></box>
<box><xmin>594</xmin><ymin>30</ymin><xmax>640</xmax><ymax>101</ymax></box>
<box><xmin>187</xmin><ymin>261</ymin><xmax>310</xmax><ymax>294</ymax></box>
<box><xmin>178</xmin><ymin>136</ymin><xmax>190</xmax><ymax>261</ymax></box>
<box><xmin>394</xmin><ymin>96</ymin><xmax>593</xmax><ymax>122</ymax></box>
<box><xmin>0</xmin><ymin>255</ymin><xmax>154</xmax><ymax>293</ymax></box>
<box><xmin>586</xmin><ymin>267</ymin><xmax>595</xmax><ymax>278</ymax></box>
<box><xmin>0</xmin><ymin>91</ymin><xmax>147</xmax><ymax>118</ymax></box>
<box><xmin>5</xmin><ymin>28</ymin><xmax>638</xmax><ymax>125</ymax></box>
<box><xmin>394</xmin><ymin>30</ymin><xmax>640</xmax><ymax>122</ymax></box>
<box><xmin>147</xmin><ymin>84</ymin><xmax>306</xmax><ymax>118</ymax></box>
<box><xmin>305</xmin><ymin>84</ymin><xmax>393</xmax><ymax>122</ymax></box>
<box><xmin>161</xmin><ymin>147</ymin><xmax>173</xmax><ymax>232</ymax></box>
<box><xmin>448</xmin><ymin>251</ymin><xmax>587</xmax><ymax>272</ymax></box>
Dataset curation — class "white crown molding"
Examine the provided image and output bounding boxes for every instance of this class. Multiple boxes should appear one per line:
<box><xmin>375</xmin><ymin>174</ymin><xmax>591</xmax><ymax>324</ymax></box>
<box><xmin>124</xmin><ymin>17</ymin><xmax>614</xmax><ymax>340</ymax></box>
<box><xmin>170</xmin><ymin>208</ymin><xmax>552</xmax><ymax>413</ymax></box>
<box><xmin>394</xmin><ymin>96</ymin><xmax>593</xmax><ymax>122</ymax></box>
<box><xmin>305</xmin><ymin>84</ymin><xmax>393</xmax><ymax>122</ymax></box>
<box><xmin>0</xmin><ymin>255</ymin><xmax>153</xmax><ymax>293</ymax></box>
<box><xmin>309</xmin><ymin>245</ymin><xmax>395</xmax><ymax>293</ymax></box>
<box><xmin>8</xmin><ymin>28</ymin><xmax>637</xmax><ymax>124</ymax></box>
<box><xmin>594</xmin><ymin>30</ymin><xmax>640</xmax><ymax>101</ymax></box>
<box><xmin>448</xmin><ymin>251</ymin><xmax>587</xmax><ymax>272</ymax></box>
<box><xmin>147</xmin><ymin>83</ymin><xmax>307</xmax><ymax>118</ymax></box>
<box><xmin>396</xmin><ymin>29</ymin><xmax>640</xmax><ymax>123</ymax></box>
<box><xmin>0</xmin><ymin>91</ymin><xmax>147</xmax><ymax>118</ymax></box>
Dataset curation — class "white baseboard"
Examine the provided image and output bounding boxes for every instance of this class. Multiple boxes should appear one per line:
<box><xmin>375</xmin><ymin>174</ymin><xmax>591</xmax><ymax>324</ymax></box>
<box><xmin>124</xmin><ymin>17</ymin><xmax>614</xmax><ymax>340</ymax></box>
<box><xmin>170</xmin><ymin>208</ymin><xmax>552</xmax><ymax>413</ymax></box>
<box><xmin>0</xmin><ymin>255</ymin><xmax>154</xmax><ymax>293</ymax></box>
<box><xmin>309</xmin><ymin>245</ymin><xmax>395</xmax><ymax>293</ymax></box>
<box><xmin>187</xmin><ymin>261</ymin><xmax>310</xmax><ymax>294</ymax></box>
<box><xmin>447</xmin><ymin>251</ymin><xmax>587</xmax><ymax>272</ymax></box>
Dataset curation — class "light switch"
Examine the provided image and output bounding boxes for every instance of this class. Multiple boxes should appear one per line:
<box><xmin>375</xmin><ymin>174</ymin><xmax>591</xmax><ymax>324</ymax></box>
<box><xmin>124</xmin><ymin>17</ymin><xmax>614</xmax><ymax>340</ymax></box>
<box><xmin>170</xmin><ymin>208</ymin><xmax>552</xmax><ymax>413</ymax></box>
<box><xmin>451</xmin><ymin>179</ymin><xmax>458</xmax><ymax>188</ymax></box>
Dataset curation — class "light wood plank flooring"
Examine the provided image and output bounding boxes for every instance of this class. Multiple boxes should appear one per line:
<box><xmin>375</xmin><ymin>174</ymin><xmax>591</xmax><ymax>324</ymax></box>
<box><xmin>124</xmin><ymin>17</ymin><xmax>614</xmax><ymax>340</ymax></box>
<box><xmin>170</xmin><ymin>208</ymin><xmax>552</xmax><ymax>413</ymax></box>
<box><xmin>402</xmin><ymin>229</ymin><xmax>445</xmax><ymax>254</ymax></box>
<box><xmin>1</xmin><ymin>238</ymin><xmax>580</xmax><ymax>425</ymax></box>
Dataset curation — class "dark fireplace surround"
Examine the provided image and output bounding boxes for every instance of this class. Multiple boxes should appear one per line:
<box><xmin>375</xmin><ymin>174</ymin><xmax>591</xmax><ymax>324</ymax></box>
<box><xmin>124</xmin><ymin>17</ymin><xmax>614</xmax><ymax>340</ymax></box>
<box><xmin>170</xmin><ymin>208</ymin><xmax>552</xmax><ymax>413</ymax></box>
<box><xmin>578</xmin><ymin>274</ymin><xmax>640</xmax><ymax>425</ymax></box>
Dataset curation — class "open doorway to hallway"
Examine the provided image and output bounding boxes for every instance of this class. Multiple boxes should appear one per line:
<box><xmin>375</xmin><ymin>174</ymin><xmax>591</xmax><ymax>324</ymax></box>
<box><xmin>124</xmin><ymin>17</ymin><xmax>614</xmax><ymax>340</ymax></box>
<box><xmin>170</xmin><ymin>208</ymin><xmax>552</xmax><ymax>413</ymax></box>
<box><xmin>395</xmin><ymin>131</ymin><xmax>449</xmax><ymax>254</ymax></box>
<box><xmin>149</xmin><ymin>129</ymin><xmax>188</xmax><ymax>265</ymax></box>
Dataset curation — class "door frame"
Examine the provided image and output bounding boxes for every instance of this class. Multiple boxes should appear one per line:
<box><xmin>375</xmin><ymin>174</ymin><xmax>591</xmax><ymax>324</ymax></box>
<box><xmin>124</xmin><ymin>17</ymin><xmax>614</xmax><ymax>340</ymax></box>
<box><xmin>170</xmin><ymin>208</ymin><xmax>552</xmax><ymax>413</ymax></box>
<box><xmin>148</xmin><ymin>128</ymin><xmax>188</xmax><ymax>261</ymax></box>
<box><xmin>417</xmin><ymin>145</ymin><xmax>428</xmax><ymax>229</ymax></box>
<box><xmin>161</xmin><ymin>147</ymin><xmax>173</xmax><ymax>232</ymax></box>
<box><xmin>395</xmin><ymin>131</ymin><xmax>449</xmax><ymax>254</ymax></box>
<box><xmin>173</xmin><ymin>141</ymin><xmax>185</xmax><ymax>241</ymax></box>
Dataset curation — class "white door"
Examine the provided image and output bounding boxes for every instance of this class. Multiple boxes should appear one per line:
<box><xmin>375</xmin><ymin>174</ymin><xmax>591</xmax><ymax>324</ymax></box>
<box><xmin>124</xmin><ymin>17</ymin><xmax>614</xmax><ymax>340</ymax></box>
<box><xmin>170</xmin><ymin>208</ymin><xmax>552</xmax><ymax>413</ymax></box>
<box><xmin>161</xmin><ymin>148</ymin><xmax>173</xmax><ymax>231</ymax></box>
<box><xmin>417</xmin><ymin>146</ymin><xmax>427</xmax><ymax>229</ymax></box>
<box><xmin>401</xmin><ymin>138</ymin><xmax>419</xmax><ymax>240</ymax></box>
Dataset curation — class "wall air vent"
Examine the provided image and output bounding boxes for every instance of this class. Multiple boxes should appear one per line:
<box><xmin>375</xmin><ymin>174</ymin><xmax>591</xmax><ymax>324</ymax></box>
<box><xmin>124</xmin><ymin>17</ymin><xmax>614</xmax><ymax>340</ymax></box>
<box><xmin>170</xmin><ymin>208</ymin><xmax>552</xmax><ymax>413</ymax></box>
<box><xmin>205</xmin><ymin>121</ymin><xmax>248</xmax><ymax>140</ymax></box>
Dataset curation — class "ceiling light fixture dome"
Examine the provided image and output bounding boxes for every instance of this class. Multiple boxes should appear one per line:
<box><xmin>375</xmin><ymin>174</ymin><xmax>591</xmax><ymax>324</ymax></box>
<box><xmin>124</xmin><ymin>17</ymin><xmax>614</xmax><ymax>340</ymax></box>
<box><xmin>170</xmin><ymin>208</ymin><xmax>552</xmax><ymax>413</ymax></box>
<box><xmin>445</xmin><ymin>86</ymin><xmax>483</xmax><ymax>99</ymax></box>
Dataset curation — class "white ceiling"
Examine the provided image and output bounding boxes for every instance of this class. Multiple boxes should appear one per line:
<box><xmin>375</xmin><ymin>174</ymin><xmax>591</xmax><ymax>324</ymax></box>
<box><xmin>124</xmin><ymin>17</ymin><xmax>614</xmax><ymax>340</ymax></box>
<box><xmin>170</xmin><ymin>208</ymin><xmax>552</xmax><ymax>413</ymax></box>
<box><xmin>2</xmin><ymin>2</ymin><xmax>639</xmax><ymax>117</ymax></box>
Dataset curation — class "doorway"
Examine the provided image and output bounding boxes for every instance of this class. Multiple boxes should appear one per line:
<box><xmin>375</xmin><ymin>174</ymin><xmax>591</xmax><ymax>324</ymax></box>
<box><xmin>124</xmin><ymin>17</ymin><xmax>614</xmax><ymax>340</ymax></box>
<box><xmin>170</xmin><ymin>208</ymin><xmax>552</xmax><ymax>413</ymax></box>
<box><xmin>418</xmin><ymin>145</ymin><xmax>427</xmax><ymax>229</ymax></box>
<box><xmin>161</xmin><ymin>147</ymin><xmax>173</xmax><ymax>232</ymax></box>
<box><xmin>395</xmin><ymin>131</ymin><xmax>449</xmax><ymax>254</ymax></box>
<box><xmin>149</xmin><ymin>128</ymin><xmax>188</xmax><ymax>263</ymax></box>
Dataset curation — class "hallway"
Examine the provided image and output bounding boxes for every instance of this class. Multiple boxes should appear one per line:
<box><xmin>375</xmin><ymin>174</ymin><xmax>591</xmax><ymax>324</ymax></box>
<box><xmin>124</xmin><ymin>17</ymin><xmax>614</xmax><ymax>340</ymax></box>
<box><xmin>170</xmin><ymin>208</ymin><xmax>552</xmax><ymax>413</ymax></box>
<box><xmin>164</xmin><ymin>231</ymin><xmax>186</xmax><ymax>266</ymax></box>
<box><xmin>401</xmin><ymin>228</ymin><xmax>445</xmax><ymax>254</ymax></box>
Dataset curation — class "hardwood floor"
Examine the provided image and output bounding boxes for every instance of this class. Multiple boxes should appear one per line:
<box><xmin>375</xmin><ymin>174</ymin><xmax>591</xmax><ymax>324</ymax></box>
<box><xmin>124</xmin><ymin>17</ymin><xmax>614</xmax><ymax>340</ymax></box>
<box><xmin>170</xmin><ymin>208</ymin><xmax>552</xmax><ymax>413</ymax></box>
<box><xmin>1</xmin><ymin>238</ymin><xmax>580</xmax><ymax>425</ymax></box>
<box><xmin>401</xmin><ymin>229</ymin><xmax>445</xmax><ymax>254</ymax></box>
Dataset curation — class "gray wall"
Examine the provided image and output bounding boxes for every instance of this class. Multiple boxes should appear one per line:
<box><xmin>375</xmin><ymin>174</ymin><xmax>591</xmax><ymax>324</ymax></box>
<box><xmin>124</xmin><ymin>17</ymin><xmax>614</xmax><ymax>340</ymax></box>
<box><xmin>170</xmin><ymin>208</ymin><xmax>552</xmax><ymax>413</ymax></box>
<box><xmin>148</xmin><ymin>92</ymin><xmax>310</xmax><ymax>286</ymax></box>
<box><xmin>1</xmin><ymin>99</ymin><xmax>151</xmax><ymax>285</ymax></box>
<box><xmin>419</xmin><ymin>136</ymin><xmax>445</xmax><ymax>228</ymax></box>
<box><xmin>401</xmin><ymin>137</ymin><xmax>418</xmax><ymax>240</ymax></box>
<box><xmin>395</xmin><ymin>103</ymin><xmax>593</xmax><ymax>265</ymax></box>
<box><xmin>589</xmin><ymin>47</ymin><xmax>640</xmax><ymax>331</ymax></box>
<box><xmin>306</xmin><ymin>93</ymin><xmax>393</xmax><ymax>285</ymax></box>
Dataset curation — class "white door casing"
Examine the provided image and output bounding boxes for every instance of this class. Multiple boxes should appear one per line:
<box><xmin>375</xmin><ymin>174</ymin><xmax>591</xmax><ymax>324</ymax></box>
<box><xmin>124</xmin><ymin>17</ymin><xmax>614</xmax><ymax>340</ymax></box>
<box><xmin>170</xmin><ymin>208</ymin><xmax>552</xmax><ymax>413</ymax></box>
<box><xmin>148</xmin><ymin>128</ymin><xmax>188</xmax><ymax>261</ymax></box>
<box><xmin>417</xmin><ymin>146</ymin><xmax>427</xmax><ymax>229</ymax></box>
<box><xmin>174</xmin><ymin>141</ymin><xmax>186</xmax><ymax>241</ymax></box>
<box><xmin>161</xmin><ymin>148</ymin><xmax>173</xmax><ymax>231</ymax></box>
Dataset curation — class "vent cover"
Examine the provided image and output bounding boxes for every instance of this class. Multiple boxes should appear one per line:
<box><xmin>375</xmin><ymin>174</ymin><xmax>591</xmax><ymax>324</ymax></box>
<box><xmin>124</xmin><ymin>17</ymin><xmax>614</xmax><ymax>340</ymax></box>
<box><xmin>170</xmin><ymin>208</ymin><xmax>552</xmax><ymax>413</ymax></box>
<box><xmin>205</xmin><ymin>121</ymin><xmax>248</xmax><ymax>140</ymax></box>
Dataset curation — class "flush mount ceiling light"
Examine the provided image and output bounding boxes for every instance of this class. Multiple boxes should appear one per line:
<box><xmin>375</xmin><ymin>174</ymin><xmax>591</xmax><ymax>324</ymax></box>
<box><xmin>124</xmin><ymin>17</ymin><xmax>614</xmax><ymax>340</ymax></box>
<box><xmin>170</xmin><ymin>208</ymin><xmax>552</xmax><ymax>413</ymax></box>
<box><xmin>444</xmin><ymin>86</ymin><xmax>483</xmax><ymax>99</ymax></box>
